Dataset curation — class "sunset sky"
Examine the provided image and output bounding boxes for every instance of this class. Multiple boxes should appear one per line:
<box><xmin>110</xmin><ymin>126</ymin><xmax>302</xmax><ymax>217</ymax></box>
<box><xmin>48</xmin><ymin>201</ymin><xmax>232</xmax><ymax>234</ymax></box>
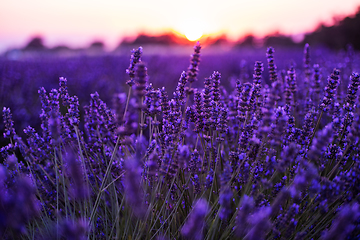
<box><xmin>1</xmin><ymin>0</ymin><xmax>360</xmax><ymax>52</ymax></box>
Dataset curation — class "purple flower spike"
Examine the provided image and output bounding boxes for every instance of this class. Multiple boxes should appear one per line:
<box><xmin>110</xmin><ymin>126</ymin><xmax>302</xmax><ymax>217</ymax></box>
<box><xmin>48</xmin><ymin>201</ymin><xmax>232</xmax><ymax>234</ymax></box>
<box><xmin>124</xmin><ymin>156</ymin><xmax>146</xmax><ymax>219</ymax></box>
<box><xmin>181</xmin><ymin>198</ymin><xmax>209</xmax><ymax>240</ymax></box>
<box><xmin>194</xmin><ymin>90</ymin><xmax>204</xmax><ymax>133</ymax></box>
<box><xmin>2</xmin><ymin>107</ymin><xmax>16</xmax><ymax>139</ymax></box>
<box><xmin>57</xmin><ymin>218</ymin><xmax>88</xmax><ymax>240</ymax></box>
<box><xmin>134</xmin><ymin>62</ymin><xmax>148</xmax><ymax>100</ymax></box>
<box><xmin>303</xmin><ymin>43</ymin><xmax>311</xmax><ymax>79</ymax></box>
<box><xmin>126</xmin><ymin>46</ymin><xmax>143</xmax><ymax>86</ymax></box>
<box><xmin>266</xmin><ymin>47</ymin><xmax>278</xmax><ymax>83</ymax></box>
<box><xmin>320</xmin><ymin>69</ymin><xmax>340</xmax><ymax>111</ymax></box>
<box><xmin>219</xmin><ymin>186</ymin><xmax>232</xmax><ymax>220</ymax></box>
<box><xmin>245</xmin><ymin>207</ymin><xmax>272</xmax><ymax>240</ymax></box>
<box><xmin>175</xmin><ymin>71</ymin><xmax>188</xmax><ymax>105</ymax></box>
<box><xmin>313</xmin><ymin>64</ymin><xmax>322</xmax><ymax>95</ymax></box>
<box><xmin>344</xmin><ymin>72</ymin><xmax>360</xmax><ymax>112</ymax></box>
<box><xmin>236</xmin><ymin>195</ymin><xmax>255</xmax><ymax>238</ymax></box>
<box><xmin>59</xmin><ymin>77</ymin><xmax>70</xmax><ymax>107</ymax></box>
<box><xmin>187</xmin><ymin>42</ymin><xmax>201</xmax><ymax>84</ymax></box>
<box><xmin>321</xmin><ymin>203</ymin><xmax>360</xmax><ymax>240</ymax></box>
<box><xmin>270</xmin><ymin>188</ymin><xmax>290</xmax><ymax>217</ymax></box>
<box><xmin>307</xmin><ymin>123</ymin><xmax>333</xmax><ymax>163</ymax></box>
<box><xmin>49</xmin><ymin>110</ymin><xmax>61</xmax><ymax>145</ymax></box>
<box><xmin>64</xmin><ymin>149</ymin><xmax>89</xmax><ymax>200</ymax></box>
<box><xmin>287</xmin><ymin>65</ymin><xmax>297</xmax><ymax>95</ymax></box>
<box><xmin>211</xmin><ymin>71</ymin><xmax>221</xmax><ymax>102</ymax></box>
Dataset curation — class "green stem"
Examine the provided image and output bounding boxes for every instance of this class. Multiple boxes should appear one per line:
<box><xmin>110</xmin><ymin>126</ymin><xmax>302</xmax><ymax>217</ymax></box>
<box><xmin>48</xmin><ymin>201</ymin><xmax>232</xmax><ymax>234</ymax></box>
<box><xmin>123</xmin><ymin>86</ymin><xmax>132</xmax><ymax>122</ymax></box>
<box><xmin>88</xmin><ymin>136</ymin><xmax>121</xmax><ymax>230</ymax></box>
<box><xmin>308</xmin><ymin>110</ymin><xmax>323</xmax><ymax>149</ymax></box>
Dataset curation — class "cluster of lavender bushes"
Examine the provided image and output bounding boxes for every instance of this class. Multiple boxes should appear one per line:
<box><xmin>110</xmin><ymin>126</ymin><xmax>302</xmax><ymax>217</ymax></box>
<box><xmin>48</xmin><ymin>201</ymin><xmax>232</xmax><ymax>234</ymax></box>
<box><xmin>0</xmin><ymin>46</ymin><xmax>349</xmax><ymax>135</ymax></box>
<box><xmin>1</xmin><ymin>42</ymin><xmax>360</xmax><ymax>239</ymax></box>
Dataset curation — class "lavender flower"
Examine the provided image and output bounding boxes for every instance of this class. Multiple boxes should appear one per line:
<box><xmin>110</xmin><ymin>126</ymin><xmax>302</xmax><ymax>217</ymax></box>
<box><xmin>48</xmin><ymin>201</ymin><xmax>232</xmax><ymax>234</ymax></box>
<box><xmin>145</xmin><ymin>84</ymin><xmax>161</xmax><ymax>116</ymax></box>
<box><xmin>344</xmin><ymin>72</ymin><xmax>360</xmax><ymax>112</ymax></box>
<box><xmin>194</xmin><ymin>90</ymin><xmax>204</xmax><ymax>133</ymax></box>
<box><xmin>59</xmin><ymin>77</ymin><xmax>70</xmax><ymax>106</ymax></box>
<box><xmin>303</xmin><ymin>43</ymin><xmax>311</xmax><ymax>81</ymax></box>
<box><xmin>219</xmin><ymin>186</ymin><xmax>232</xmax><ymax>220</ymax></box>
<box><xmin>321</xmin><ymin>203</ymin><xmax>360</xmax><ymax>240</ymax></box>
<box><xmin>175</xmin><ymin>71</ymin><xmax>188</xmax><ymax>105</ymax></box>
<box><xmin>277</xmin><ymin>142</ymin><xmax>298</xmax><ymax>172</ymax></box>
<box><xmin>251</xmin><ymin>61</ymin><xmax>263</xmax><ymax>112</ymax></box>
<box><xmin>266</xmin><ymin>47</ymin><xmax>278</xmax><ymax>83</ymax></box>
<box><xmin>245</xmin><ymin>207</ymin><xmax>271</xmax><ymax>240</ymax></box>
<box><xmin>320</xmin><ymin>69</ymin><xmax>340</xmax><ymax>111</ymax></box>
<box><xmin>289</xmin><ymin>162</ymin><xmax>318</xmax><ymax>198</ymax></box>
<box><xmin>188</xmin><ymin>149</ymin><xmax>200</xmax><ymax>174</ymax></box>
<box><xmin>239</xmin><ymin>117</ymin><xmax>258</xmax><ymax>151</ymax></box>
<box><xmin>124</xmin><ymin>155</ymin><xmax>146</xmax><ymax>218</ymax></box>
<box><xmin>219</xmin><ymin>162</ymin><xmax>233</xmax><ymax>220</ymax></box>
<box><xmin>284</xmin><ymin>105</ymin><xmax>297</xmax><ymax>144</ymax></box>
<box><xmin>187</xmin><ymin>42</ymin><xmax>201</xmax><ymax>84</ymax></box>
<box><xmin>284</xmin><ymin>82</ymin><xmax>293</xmax><ymax>106</ymax></box>
<box><xmin>209</xmin><ymin>100</ymin><xmax>218</xmax><ymax>130</ymax></box>
<box><xmin>48</xmin><ymin>110</ymin><xmax>61</xmax><ymax>145</ymax></box>
<box><xmin>253</xmin><ymin>61</ymin><xmax>263</xmax><ymax>85</ymax></box>
<box><xmin>270</xmin><ymin>107</ymin><xmax>288</xmax><ymax>149</ymax></box>
<box><xmin>307</xmin><ymin>123</ymin><xmax>333</xmax><ymax>164</ymax></box>
<box><xmin>38</xmin><ymin>87</ymin><xmax>51</xmax><ymax>141</ymax></box>
<box><xmin>236</xmin><ymin>195</ymin><xmax>254</xmax><ymax>238</ymax></box>
<box><xmin>203</xmin><ymin>77</ymin><xmax>213</xmax><ymax>131</ymax></box>
<box><xmin>112</xmin><ymin>93</ymin><xmax>126</xmax><ymax>126</ymax></box>
<box><xmin>68</xmin><ymin>95</ymin><xmax>80</xmax><ymax>126</ymax></box>
<box><xmin>313</xmin><ymin>64</ymin><xmax>322</xmax><ymax>95</ymax></box>
<box><xmin>57</xmin><ymin>218</ymin><xmax>88</xmax><ymax>240</ymax></box>
<box><xmin>211</xmin><ymin>71</ymin><xmax>221</xmax><ymax>102</ymax></box>
<box><xmin>260</xmin><ymin>82</ymin><xmax>280</xmax><ymax>136</ymax></box>
<box><xmin>300</xmin><ymin>107</ymin><xmax>316</xmax><ymax>146</ymax></box>
<box><xmin>0</xmin><ymin>171</ymin><xmax>39</xmax><ymax>235</ymax></box>
<box><xmin>160</xmin><ymin>87</ymin><xmax>170</xmax><ymax>120</ymax></box>
<box><xmin>270</xmin><ymin>188</ymin><xmax>290</xmax><ymax>217</ymax></box>
<box><xmin>287</xmin><ymin>65</ymin><xmax>297</xmax><ymax>98</ymax></box>
<box><xmin>169</xmin><ymin>98</ymin><xmax>182</xmax><ymax>136</ymax></box>
<box><xmin>2</xmin><ymin>107</ymin><xmax>16</xmax><ymax>139</ymax></box>
<box><xmin>126</xmin><ymin>46</ymin><xmax>143</xmax><ymax>86</ymax></box>
<box><xmin>217</xmin><ymin>103</ymin><xmax>228</xmax><ymax>141</ymax></box>
<box><xmin>192</xmin><ymin>174</ymin><xmax>201</xmax><ymax>195</ymax></box>
<box><xmin>64</xmin><ymin>149</ymin><xmax>89</xmax><ymax>199</ymax></box>
<box><xmin>276</xmin><ymin>203</ymin><xmax>300</xmax><ymax>237</ymax></box>
<box><xmin>134</xmin><ymin>62</ymin><xmax>148</xmax><ymax>100</ymax></box>
<box><xmin>181</xmin><ymin>198</ymin><xmax>209</xmax><ymax>240</ymax></box>
<box><xmin>237</xmin><ymin>82</ymin><xmax>253</xmax><ymax>124</ymax></box>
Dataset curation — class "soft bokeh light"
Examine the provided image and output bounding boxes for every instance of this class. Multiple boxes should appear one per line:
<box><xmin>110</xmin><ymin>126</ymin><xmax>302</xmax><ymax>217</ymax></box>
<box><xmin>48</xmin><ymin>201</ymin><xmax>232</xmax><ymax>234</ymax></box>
<box><xmin>178</xmin><ymin>8</ymin><xmax>205</xmax><ymax>41</ymax></box>
<box><xmin>184</xmin><ymin>29</ymin><xmax>203</xmax><ymax>42</ymax></box>
<box><xmin>0</xmin><ymin>0</ymin><xmax>360</xmax><ymax>52</ymax></box>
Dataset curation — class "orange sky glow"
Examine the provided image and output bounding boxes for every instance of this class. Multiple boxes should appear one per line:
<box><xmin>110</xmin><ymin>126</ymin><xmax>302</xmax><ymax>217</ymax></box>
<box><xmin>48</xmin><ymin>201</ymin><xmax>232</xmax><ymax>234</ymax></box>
<box><xmin>0</xmin><ymin>0</ymin><xmax>360</xmax><ymax>52</ymax></box>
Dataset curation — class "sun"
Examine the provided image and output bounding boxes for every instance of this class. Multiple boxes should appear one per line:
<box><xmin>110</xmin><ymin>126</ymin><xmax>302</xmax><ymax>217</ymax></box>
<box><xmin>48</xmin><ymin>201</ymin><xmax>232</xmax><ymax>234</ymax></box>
<box><xmin>184</xmin><ymin>29</ymin><xmax>203</xmax><ymax>41</ymax></box>
<box><xmin>176</xmin><ymin>16</ymin><xmax>205</xmax><ymax>42</ymax></box>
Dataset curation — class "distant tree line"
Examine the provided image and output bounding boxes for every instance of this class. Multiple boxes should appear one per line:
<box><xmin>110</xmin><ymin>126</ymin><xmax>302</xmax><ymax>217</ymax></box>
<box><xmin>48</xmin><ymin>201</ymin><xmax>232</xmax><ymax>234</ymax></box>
<box><xmin>17</xmin><ymin>7</ymin><xmax>360</xmax><ymax>52</ymax></box>
<box><xmin>303</xmin><ymin>7</ymin><xmax>360</xmax><ymax>50</ymax></box>
<box><xmin>21</xmin><ymin>36</ymin><xmax>104</xmax><ymax>52</ymax></box>
<box><xmin>236</xmin><ymin>7</ymin><xmax>360</xmax><ymax>50</ymax></box>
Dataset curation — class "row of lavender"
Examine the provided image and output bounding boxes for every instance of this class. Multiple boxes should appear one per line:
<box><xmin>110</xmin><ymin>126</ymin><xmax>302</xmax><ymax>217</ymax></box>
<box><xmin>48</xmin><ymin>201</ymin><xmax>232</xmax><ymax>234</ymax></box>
<box><xmin>0</xmin><ymin>46</ymin><xmax>355</xmax><ymax>139</ymax></box>
<box><xmin>0</xmin><ymin>43</ymin><xmax>360</xmax><ymax>239</ymax></box>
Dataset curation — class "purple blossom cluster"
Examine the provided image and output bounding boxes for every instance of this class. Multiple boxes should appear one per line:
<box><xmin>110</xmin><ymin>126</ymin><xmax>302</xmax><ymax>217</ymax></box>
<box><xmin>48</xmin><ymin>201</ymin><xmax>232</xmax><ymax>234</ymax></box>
<box><xmin>0</xmin><ymin>43</ymin><xmax>360</xmax><ymax>239</ymax></box>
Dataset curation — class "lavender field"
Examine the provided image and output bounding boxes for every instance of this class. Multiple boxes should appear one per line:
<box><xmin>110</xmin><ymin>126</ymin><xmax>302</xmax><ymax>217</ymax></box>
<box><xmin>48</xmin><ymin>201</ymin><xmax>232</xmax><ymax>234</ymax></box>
<box><xmin>1</xmin><ymin>43</ymin><xmax>360</xmax><ymax>239</ymax></box>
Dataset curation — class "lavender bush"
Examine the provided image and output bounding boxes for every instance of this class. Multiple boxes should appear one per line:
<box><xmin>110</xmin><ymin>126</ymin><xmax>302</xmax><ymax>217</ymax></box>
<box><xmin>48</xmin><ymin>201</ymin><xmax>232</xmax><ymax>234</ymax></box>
<box><xmin>1</xmin><ymin>43</ymin><xmax>360</xmax><ymax>239</ymax></box>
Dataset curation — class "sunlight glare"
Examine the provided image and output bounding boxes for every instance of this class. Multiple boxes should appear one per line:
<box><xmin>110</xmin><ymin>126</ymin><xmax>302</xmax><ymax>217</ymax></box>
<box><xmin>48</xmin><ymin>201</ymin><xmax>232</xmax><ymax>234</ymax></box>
<box><xmin>185</xmin><ymin>28</ymin><xmax>203</xmax><ymax>41</ymax></box>
<box><xmin>176</xmin><ymin>8</ymin><xmax>206</xmax><ymax>42</ymax></box>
